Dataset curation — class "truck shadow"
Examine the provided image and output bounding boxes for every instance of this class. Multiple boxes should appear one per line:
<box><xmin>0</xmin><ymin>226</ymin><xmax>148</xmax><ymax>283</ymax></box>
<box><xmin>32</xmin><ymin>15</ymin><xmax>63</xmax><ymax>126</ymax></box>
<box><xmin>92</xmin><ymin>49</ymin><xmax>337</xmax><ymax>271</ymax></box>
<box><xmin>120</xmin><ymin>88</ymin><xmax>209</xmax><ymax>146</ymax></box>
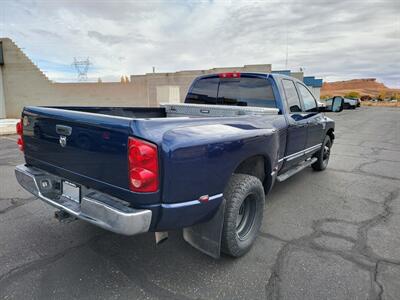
<box><xmin>84</xmin><ymin>221</ymin><xmax>281</xmax><ymax>299</ymax></box>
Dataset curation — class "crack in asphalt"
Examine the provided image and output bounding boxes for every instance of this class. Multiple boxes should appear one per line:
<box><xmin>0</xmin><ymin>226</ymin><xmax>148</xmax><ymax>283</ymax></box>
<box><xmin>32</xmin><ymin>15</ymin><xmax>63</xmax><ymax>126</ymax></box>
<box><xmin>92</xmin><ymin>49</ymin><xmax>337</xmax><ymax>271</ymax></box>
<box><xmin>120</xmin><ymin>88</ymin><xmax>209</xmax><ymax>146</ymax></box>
<box><xmin>0</xmin><ymin>197</ymin><xmax>36</xmax><ymax>214</ymax></box>
<box><xmin>258</xmin><ymin>231</ymin><xmax>290</xmax><ymax>244</ymax></box>
<box><xmin>359</xmin><ymin>140</ymin><xmax>400</xmax><ymax>151</ymax></box>
<box><xmin>0</xmin><ymin>234</ymin><xmax>106</xmax><ymax>289</ymax></box>
<box><xmin>331</xmin><ymin>146</ymin><xmax>400</xmax><ymax>162</ymax></box>
<box><xmin>374</xmin><ymin>260</ymin><xmax>400</xmax><ymax>300</ymax></box>
<box><xmin>374</xmin><ymin>262</ymin><xmax>384</xmax><ymax>300</ymax></box>
<box><xmin>262</xmin><ymin>187</ymin><xmax>400</xmax><ymax>299</ymax></box>
<box><xmin>329</xmin><ymin>166</ymin><xmax>400</xmax><ymax>181</ymax></box>
<box><xmin>356</xmin><ymin>190</ymin><xmax>400</xmax><ymax>264</ymax></box>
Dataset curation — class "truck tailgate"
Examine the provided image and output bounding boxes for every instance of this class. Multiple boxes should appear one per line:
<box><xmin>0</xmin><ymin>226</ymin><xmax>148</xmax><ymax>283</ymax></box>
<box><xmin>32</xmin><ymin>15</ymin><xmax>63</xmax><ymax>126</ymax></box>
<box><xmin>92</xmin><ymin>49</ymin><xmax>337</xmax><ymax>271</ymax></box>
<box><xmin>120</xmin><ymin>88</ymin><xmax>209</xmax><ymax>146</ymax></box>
<box><xmin>22</xmin><ymin>106</ymin><xmax>132</xmax><ymax>191</ymax></box>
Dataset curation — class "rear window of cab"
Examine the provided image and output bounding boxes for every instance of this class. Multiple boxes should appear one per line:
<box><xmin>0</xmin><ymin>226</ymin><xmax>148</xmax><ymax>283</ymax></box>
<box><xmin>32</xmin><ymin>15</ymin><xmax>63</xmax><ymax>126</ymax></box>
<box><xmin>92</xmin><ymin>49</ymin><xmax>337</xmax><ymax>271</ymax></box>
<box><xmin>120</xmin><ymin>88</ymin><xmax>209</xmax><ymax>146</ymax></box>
<box><xmin>185</xmin><ymin>76</ymin><xmax>276</xmax><ymax>108</ymax></box>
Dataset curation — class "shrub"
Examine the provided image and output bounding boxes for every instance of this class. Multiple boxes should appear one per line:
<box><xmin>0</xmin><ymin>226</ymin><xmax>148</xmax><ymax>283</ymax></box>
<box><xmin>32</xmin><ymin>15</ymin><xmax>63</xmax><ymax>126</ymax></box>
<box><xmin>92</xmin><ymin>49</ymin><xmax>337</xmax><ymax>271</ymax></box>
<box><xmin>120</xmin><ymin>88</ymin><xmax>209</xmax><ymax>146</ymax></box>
<box><xmin>360</xmin><ymin>95</ymin><xmax>371</xmax><ymax>101</ymax></box>
<box><xmin>320</xmin><ymin>95</ymin><xmax>331</xmax><ymax>100</ymax></box>
<box><xmin>344</xmin><ymin>91</ymin><xmax>360</xmax><ymax>99</ymax></box>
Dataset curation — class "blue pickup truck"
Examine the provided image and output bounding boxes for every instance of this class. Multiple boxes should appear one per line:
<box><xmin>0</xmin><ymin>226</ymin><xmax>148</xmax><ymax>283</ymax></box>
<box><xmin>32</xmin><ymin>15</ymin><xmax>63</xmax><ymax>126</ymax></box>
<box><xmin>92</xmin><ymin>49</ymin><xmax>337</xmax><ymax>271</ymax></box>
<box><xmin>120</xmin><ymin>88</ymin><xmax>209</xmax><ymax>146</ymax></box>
<box><xmin>15</xmin><ymin>73</ymin><xmax>343</xmax><ymax>258</ymax></box>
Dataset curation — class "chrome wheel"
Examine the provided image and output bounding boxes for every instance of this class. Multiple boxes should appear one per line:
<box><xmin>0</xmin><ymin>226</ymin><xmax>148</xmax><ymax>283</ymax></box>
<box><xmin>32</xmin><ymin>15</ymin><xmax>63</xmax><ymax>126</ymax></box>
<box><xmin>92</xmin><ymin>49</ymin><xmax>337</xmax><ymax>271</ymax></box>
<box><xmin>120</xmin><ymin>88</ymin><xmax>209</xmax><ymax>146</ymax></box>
<box><xmin>236</xmin><ymin>194</ymin><xmax>257</xmax><ymax>240</ymax></box>
<box><xmin>322</xmin><ymin>139</ymin><xmax>332</xmax><ymax>167</ymax></box>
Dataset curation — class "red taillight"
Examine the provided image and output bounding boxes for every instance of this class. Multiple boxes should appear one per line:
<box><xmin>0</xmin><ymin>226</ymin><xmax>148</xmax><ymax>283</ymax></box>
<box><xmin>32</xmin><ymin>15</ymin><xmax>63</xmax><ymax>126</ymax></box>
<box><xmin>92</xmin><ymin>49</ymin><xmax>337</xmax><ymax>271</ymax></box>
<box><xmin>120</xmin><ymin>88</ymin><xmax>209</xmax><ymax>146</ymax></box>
<box><xmin>218</xmin><ymin>72</ymin><xmax>241</xmax><ymax>78</ymax></box>
<box><xmin>16</xmin><ymin>120</ymin><xmax>24</xmax><ymax>151</ymax></box>
<box><xmin>128</xmin><ymin>137</ymin><xmax>158</xmax><ymax>192</ymax></box>
<box><xmin>16</xmin><ymin>121</ymin><xmax>23</xmax><ymax>135</ymax></box>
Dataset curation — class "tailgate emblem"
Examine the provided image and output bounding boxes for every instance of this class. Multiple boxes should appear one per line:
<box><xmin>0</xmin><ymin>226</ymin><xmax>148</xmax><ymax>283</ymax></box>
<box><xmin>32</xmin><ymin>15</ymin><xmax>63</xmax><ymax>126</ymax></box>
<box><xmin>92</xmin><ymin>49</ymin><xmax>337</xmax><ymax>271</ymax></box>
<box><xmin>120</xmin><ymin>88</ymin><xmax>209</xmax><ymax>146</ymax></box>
<box><xmin>59</xmin><ymin>136</ymin><xmax>67</xmax><ymax>147</ymax></box>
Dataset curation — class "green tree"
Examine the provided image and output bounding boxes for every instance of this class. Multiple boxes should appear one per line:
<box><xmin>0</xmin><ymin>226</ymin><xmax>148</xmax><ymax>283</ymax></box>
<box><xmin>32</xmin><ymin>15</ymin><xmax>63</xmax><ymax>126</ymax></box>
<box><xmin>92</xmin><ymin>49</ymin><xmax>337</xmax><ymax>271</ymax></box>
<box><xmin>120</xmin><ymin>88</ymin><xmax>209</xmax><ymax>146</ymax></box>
<box><xmin>344</xmin><ymin>91</ymin><xmax>360</xmax><ymax>99</ymax></box>
<box><xmin>377</xmin><ymin>90</ymin><xmax>387</xmax><ymax>101</ymax></box>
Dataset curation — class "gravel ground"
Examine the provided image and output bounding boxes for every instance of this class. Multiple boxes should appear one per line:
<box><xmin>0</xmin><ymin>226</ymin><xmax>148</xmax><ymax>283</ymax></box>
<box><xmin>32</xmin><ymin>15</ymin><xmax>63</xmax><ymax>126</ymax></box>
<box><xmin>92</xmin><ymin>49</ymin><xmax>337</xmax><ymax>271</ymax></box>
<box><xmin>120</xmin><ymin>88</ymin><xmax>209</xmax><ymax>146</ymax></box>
<box><xmin>0</xmin><ymin>106</ymin><xmax>399</xmax><ymax>299</ymax></box>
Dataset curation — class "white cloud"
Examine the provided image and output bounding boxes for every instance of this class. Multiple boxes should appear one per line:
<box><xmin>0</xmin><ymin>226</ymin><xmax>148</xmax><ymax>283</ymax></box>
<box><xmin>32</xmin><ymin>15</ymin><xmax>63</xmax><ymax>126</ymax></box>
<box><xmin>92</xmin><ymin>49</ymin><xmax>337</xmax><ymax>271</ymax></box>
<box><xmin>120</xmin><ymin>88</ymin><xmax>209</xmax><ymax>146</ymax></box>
<box><xmin>1</xmin><ymin>0</ymin><xmax>399</xmax><ymax>87</ymax></box>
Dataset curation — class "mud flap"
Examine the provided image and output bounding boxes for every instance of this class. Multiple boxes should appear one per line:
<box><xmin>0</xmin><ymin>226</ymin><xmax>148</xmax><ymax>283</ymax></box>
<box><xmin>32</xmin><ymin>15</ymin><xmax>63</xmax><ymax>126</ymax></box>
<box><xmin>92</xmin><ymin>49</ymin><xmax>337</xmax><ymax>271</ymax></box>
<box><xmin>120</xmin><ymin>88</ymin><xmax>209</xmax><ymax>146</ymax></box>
<box><xmin>183</xmin><ymin>198</ymin><xmax>226</xmax><ymax>259</ymax></box>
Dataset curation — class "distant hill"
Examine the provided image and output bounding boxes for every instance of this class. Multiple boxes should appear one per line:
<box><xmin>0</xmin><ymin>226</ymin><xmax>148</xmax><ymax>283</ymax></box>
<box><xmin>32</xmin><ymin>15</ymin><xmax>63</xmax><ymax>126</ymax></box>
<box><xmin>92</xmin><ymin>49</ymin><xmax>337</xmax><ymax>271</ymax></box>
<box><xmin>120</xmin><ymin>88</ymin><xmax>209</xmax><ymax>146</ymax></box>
<box><xmin>321</xmin><ymin>78</ymin><xmax>400</xmax><ymax>98</ymax></box>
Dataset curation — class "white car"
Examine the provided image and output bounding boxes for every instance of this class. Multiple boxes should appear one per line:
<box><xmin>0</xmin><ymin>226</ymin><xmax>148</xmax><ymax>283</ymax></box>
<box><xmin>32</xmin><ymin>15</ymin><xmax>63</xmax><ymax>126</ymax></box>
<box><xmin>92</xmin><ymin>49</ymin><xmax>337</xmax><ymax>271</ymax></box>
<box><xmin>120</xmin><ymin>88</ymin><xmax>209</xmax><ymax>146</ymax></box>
<box><xmin>343</xmin><ymin>98</ymin><xmax>358</xmax><ymax>109</ymax></box>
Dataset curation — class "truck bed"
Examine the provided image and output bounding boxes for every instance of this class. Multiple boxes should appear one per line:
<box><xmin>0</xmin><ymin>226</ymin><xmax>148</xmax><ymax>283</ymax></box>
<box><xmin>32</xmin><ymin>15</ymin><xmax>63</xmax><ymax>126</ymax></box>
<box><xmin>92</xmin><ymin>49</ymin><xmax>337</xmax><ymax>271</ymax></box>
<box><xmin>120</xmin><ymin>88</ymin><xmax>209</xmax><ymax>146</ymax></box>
<box><xmin>21</xmin><ymin>104</ymin><xmax>280</xmax><ymax>206</ymax></box>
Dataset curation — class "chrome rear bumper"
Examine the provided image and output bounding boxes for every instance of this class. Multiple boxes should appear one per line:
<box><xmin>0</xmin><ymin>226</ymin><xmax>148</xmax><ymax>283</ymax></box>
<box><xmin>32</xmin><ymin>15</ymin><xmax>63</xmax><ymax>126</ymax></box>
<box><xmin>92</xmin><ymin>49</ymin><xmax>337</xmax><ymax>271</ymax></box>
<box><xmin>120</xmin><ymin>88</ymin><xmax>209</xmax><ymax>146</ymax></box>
<box><xmin>15</xmin><ymin>164</ymin><xmax>152</xmax><ymax>235</ymax></box>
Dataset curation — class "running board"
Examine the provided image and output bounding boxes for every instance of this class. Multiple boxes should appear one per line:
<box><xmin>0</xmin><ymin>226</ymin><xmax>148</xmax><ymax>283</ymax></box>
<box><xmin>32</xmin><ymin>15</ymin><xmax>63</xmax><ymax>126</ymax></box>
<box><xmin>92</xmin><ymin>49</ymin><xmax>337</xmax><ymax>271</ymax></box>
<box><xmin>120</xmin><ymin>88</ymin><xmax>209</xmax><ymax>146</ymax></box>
<box><xmin>277</xmin><ymin>157</ymin><xmax>318</xmax><ymax>182</ymax></box>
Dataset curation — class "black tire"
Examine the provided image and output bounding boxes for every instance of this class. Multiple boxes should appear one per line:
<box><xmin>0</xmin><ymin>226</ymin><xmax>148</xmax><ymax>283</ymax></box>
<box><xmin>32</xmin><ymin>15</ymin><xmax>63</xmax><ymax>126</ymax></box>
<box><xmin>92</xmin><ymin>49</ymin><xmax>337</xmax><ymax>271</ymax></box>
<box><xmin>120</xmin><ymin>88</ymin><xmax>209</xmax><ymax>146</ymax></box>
<box><xmin>221</xmin><ymin>174</ymin><xmax>265</xmax><ymax>257</ymax></box>
<box><xmin>312</xmin><ymin>135</ymin><xmax>332</xmax><ymax>171</ymax></box>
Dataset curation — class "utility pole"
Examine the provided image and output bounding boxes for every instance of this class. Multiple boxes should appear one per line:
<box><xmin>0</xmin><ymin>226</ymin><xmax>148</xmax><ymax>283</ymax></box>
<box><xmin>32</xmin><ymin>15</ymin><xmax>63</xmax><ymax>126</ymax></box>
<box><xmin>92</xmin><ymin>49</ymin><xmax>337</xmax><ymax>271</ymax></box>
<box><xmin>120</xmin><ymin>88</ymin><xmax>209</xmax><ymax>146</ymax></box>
<box><xmin>285</xmin><ymin>27</ymin><xmax>289</xmax><ymax>69</ymax></box>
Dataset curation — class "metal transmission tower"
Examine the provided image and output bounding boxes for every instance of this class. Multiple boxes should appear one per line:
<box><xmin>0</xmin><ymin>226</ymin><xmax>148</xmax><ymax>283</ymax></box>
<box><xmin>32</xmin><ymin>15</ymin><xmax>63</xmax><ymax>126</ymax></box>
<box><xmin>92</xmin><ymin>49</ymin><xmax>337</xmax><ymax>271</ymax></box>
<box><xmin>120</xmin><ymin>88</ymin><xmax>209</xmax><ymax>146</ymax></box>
<box><xmin>72</xmin><ymin>57</ymin><xmax>91</xmax><ymax>81</ymax></box>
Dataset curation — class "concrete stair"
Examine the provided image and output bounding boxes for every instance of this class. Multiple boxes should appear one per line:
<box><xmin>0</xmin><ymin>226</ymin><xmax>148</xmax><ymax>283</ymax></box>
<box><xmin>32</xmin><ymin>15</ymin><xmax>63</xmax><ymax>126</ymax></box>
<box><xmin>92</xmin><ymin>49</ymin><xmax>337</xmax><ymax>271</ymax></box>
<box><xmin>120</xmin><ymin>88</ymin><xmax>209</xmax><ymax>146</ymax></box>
<box><xmin>4</xmin><ymin>38</ymin><xmax>50</xmax><ymax>82</ymax></box>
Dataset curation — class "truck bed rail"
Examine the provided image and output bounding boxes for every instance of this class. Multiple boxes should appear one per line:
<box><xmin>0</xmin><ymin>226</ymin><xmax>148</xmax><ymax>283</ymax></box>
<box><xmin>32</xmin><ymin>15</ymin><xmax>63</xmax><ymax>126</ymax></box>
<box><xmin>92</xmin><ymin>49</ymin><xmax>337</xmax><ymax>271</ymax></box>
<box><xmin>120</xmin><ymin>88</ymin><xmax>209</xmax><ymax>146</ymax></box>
<box><xmin>160</xmin><ymin>103</ymin><xmax>279</xmax><ymax>118</ymax></box>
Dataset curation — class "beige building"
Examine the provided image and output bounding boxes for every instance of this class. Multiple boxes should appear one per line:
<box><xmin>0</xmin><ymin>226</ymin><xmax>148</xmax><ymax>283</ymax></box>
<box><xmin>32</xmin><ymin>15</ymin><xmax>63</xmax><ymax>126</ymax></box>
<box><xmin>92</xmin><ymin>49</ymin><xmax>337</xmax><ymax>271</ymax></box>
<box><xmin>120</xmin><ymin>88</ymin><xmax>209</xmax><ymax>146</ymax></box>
<box><xmin>0</xmin><ymin>38</ymin><xmax>320</xmax><ymax>118</ymax></box>
<box><xmin>130</xmin><ymin>64</ymin><xmax>274</xmax><ymax>107</ymax></box>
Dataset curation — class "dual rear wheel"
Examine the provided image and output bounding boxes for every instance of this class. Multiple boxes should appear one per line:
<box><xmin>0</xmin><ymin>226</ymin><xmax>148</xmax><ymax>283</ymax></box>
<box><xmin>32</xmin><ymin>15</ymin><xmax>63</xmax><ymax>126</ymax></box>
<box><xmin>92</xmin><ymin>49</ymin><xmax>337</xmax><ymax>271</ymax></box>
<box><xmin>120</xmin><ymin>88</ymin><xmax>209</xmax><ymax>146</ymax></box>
<box><xmin>221</xmin><ymin>174</ymin><xmax>265</xmax><ymax>257</ymax></box>
<box><xmin>221</xmin><ymin>135</ymin><xmax>332</xmax><ymax>257</ymax></box>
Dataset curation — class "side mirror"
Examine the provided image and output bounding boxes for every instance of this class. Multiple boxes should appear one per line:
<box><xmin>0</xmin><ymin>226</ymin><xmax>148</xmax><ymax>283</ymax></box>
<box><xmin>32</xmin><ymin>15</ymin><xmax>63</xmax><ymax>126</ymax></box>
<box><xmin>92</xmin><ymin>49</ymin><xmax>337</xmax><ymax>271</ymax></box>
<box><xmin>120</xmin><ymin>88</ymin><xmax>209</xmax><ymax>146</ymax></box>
<box><xmin>331</xmin><ymin>96</ymin><xmax>344</xmax><ymax>112</ymax></box>
<box><xmin>321</xmin><ymin>96</ymin><xmax>343</xmax><ymax>112</ymax></box>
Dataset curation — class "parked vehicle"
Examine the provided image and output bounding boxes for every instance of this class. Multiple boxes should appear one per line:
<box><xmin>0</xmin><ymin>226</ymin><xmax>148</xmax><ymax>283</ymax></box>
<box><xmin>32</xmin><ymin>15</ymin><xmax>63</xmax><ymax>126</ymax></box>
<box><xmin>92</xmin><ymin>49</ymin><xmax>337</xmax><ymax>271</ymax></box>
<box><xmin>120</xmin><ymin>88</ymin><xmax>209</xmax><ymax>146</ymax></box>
<box><xmin>317</xmin><ymin>100</ymin><xmax>326</xmax><ymax>108</ymax></box>
<box><xmin>344</xmin><ymin>97</ymin><xmax>358</xmax><ymax>109</ymax></box>
<box><xmin>15</xmin><ymin>73</ymin><xmax>343</xmax><ymax>258</ymax></box>
<box><xmin>326</xmin><ymin>96</ymin><xmax>357</xmax><ymax>109</ymax></box>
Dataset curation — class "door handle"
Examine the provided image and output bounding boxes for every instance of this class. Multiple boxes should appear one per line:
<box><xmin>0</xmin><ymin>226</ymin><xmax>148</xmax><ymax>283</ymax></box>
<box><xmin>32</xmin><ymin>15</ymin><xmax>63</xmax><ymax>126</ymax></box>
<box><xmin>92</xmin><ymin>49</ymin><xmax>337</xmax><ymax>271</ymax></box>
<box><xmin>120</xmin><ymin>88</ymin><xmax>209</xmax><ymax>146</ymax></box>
<box><xmin>56</xmin><ymin>125</ymin><xmax>72</xmax><ymax>136</ymax></box>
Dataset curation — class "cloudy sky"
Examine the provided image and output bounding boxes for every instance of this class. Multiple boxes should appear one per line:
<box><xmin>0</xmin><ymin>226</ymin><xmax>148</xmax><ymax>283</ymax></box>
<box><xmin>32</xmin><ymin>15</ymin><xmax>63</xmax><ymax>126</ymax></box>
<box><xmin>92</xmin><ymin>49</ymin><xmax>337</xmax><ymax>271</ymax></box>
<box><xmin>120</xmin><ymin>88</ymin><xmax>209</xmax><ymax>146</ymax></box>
<box><xmin>1</xmin><ymin>0</ymin><xmax>399</xmax><ymax>87</ymax></box>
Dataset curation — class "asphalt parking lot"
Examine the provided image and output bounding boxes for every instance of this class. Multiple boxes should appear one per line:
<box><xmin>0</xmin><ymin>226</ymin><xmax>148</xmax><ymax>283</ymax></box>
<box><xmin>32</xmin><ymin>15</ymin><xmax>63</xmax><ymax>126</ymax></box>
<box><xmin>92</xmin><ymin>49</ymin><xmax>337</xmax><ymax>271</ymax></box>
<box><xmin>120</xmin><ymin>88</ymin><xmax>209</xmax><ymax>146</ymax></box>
<box><xmin>0</xmin><ymin>107</ymin><xmax>399</xmax><ymax>300</ymax></box>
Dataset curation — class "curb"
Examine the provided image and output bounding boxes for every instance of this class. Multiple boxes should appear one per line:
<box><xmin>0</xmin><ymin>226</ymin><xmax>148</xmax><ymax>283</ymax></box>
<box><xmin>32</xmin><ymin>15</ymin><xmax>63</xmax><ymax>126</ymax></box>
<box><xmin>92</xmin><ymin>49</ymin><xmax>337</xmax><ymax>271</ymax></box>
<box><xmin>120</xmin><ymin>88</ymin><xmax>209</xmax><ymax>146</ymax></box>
<box><xmin>0</xmin><ymin>119</ymin><xmax>18</xmax><ymax>136</ymax></box>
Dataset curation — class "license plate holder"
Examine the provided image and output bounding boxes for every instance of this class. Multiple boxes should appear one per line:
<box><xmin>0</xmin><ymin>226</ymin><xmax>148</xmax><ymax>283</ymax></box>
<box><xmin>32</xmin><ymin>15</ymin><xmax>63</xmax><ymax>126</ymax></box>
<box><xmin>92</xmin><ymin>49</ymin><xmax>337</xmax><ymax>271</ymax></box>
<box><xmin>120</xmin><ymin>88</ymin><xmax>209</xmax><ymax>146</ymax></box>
<box><xmin>62</xmin><ymin>181</ymin><xmax>81</xmax><ymax>203</ymax></box>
